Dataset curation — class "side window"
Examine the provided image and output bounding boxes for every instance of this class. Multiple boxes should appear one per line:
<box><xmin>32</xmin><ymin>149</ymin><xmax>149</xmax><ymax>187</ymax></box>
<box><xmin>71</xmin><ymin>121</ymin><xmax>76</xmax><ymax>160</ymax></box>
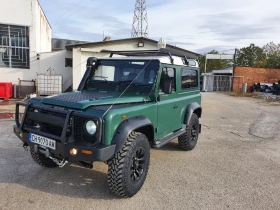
<box><xmin>160</xmin><ymin>67</ymin><xmax>176</xmax><ymax>92</ymax></box>
<box><xmin>181</xmin><ymin>69</ymin><xmax>198</xmax><ymax>89</ymax></box>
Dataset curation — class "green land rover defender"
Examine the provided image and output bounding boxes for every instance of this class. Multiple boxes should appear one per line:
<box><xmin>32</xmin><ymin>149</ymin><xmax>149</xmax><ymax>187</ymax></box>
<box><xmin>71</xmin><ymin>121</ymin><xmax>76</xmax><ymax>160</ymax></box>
<box><xmin>14</xmin><ymin>49</ymin><xmax>202</xmax><ymax>197</ymax></box>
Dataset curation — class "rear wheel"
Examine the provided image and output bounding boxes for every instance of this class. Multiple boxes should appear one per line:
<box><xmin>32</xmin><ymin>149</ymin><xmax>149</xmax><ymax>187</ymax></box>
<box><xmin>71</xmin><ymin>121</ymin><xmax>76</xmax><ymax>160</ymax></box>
<box><xmin>30</xmin><ymin>146</ymin><xmax>58</xmax><ymax>168</ymax></box>
<box><xmin>107</xmin><ymin>132</ymin><xmax>150</xmax><ymax>197</ymax></box>
<box><xmin>178</xmin><ymin>113</ymin><xmax>199</xmax><ymax>151</ymax></box>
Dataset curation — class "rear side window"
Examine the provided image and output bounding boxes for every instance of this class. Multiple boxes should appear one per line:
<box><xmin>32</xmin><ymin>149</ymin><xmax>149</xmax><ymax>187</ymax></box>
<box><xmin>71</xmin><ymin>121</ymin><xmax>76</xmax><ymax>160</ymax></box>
<box><xmin>181</xmin><ymin>69</ymin><xmax>198</xmax><ymax>89</ymax></box>
<box><xmin>160</xmin><ymin>67</ymin><xmax>176</xmax><ymax>92</ymax></box>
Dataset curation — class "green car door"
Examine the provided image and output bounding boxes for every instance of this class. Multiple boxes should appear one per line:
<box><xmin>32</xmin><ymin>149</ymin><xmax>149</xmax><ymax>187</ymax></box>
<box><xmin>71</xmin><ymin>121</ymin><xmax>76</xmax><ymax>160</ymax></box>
<box><xmin>156</xmin><ymin>66</ymin><xmax>182</xmax><ymax>138</ymax></box>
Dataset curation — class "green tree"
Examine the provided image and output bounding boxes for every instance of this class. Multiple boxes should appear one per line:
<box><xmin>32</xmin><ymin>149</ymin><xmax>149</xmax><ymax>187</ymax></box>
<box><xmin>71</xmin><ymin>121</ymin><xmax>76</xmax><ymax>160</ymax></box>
<box><xmin>198</xmin><ymin>50</ymin><xmax>232</xmax><ymax>73</ymax></box>
<box><xmin>235</xmin><ymin>44</ymin><xmax>266</xmax><ymax>67</ymax></box>
<box><xmin>263</xmin><ymin>42</ymin><xmax>280</xmax><ymax>69</ymax></box>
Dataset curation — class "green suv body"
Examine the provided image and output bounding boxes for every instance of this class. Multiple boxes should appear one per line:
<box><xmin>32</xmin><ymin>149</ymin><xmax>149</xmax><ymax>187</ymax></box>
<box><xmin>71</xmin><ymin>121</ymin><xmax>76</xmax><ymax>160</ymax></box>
<box><xmin>14</xmin><ymin>50</ymin><xmax>202</xmax><ymax>197</ymax></box>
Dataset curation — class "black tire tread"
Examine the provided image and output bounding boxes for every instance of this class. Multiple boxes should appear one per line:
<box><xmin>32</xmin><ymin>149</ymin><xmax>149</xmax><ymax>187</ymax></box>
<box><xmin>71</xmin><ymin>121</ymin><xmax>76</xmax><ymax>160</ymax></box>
<box><xmin>178</xmin><ymin>113</ymin><xmax>199</xmax><ymax>151</ymax></box>
<box><xmin>107</xmin><ymin>131</ymin><xmax>149</xmax><ymax>197</ymax></box>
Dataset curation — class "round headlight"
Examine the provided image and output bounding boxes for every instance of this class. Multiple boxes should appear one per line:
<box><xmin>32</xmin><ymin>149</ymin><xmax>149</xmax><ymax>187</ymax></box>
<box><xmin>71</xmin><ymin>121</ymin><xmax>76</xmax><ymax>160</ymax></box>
<box><xmin>85</xmin><ymin>120</ymin><xmax>97</xmax><ymax>135</ymax></box>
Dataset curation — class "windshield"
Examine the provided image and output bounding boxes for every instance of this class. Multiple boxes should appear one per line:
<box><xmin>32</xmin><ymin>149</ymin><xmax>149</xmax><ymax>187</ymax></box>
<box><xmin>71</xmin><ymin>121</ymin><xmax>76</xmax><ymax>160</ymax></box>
<box><xmin>86</xmin><ymin>59</ymin><xmax>159</xmax><ymax>94</ymax></box>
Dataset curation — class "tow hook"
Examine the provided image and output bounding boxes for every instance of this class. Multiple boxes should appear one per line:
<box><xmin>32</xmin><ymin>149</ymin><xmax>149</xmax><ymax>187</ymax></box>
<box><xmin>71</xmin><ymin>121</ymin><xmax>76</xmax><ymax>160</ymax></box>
<box><xmin>49</xmin><ymin>156</ymin><xmax>68</xmax><ymax>168</ymax></box>
<box><xmin>22</xmin><ymin>143</ymin><xmax>28</xmax><ymax>151</ymax></box>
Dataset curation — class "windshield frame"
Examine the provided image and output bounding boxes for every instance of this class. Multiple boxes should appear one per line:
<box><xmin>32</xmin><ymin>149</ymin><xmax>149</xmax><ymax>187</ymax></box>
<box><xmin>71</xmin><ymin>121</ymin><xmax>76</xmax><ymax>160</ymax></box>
<box><xmin>85</xmin><ymin>59</ymin><xmax>160</xmax><ymax>94</ymax></box>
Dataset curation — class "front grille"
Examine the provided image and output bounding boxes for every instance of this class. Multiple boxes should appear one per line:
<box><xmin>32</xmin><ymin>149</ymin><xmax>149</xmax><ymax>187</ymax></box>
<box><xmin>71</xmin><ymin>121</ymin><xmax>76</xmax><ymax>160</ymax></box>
<box><xmin>74</xmin><ymin>117</ymin><xmax>98</xmax><ymax>143</ymax></box>
<box><xmin>40</xmin><ymin>123</ymin><xmax>63</xmax><ymax>137</ymax></box>
<box><xmin>39</xmin><ymin>110</ymin><xmax>66</xmax><ymax>137</ymax></box>
<box><xmin>41</xmin><ymin>109</ymin><xmax>66</xmax><ymax>118</ymax></box>
<box><xmin>23</xmin><ymin>106</ymin><xmax>99</xmax><ymax>144</ymax></box>
<box><xmin>24</xmin><ymin>109</ymin><xmax>67</xmax><ymax>138</ymax></box>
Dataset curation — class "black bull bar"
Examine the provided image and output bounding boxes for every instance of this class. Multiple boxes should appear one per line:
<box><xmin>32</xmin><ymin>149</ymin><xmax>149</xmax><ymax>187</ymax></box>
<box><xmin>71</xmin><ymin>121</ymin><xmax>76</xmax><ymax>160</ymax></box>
<box><xmin>15</xmin><ymin>102</ymin><xmax>102</xmax><ymax>143</ymax></box>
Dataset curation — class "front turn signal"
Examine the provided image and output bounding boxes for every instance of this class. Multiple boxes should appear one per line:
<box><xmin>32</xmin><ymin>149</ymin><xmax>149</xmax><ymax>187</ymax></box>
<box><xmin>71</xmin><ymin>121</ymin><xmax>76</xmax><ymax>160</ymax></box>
<box><xmin>81</xmin><ymin>150</ymin><xmax>93</xmax><ymax>155</ymax></box>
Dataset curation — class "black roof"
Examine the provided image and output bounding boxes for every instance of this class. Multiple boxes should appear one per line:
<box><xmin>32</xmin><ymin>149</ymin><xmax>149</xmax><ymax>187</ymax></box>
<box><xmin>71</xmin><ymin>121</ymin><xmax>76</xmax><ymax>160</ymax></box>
<box><xmin>52</xmin><ymin>38</ymin><xmax>89</xmax><ymax>51</ymax></box>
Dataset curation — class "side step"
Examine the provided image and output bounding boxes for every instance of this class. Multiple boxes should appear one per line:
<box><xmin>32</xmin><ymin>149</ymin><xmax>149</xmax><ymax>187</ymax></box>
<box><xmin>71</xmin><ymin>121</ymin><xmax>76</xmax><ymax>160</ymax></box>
<box><xmin>152</xmin><ymin>129</ymin><xmax>186</xmax><ymax>148</ymax></box>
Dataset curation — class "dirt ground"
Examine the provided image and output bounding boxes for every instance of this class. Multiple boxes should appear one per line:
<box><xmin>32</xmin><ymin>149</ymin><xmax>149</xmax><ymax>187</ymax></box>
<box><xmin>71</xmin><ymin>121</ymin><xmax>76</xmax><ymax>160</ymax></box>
<box><xmin>0</xmin><ymin>93</ymin><xmax>280</xmax><ymax>210</ymax></box>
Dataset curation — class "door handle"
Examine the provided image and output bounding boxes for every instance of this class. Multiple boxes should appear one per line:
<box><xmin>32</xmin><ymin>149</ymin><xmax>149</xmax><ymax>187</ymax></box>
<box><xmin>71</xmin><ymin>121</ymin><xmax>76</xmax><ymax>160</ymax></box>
<box><xmin>173</xmin><ymin>105</ymin><xmax>178</xmax><ymax>109</ymax></box>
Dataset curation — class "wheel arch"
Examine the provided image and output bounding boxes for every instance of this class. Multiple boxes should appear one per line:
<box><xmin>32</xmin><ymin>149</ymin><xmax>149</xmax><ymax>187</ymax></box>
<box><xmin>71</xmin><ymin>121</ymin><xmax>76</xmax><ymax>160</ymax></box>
<box><xmin>185</xmin><ymin>102</ymin><xmax>202</xmax><ymax>125</ymax></box>
<box><xmin>112</xmin><ymin>116</ymin><xmax>154</xmax><ymax>153</ymax></box>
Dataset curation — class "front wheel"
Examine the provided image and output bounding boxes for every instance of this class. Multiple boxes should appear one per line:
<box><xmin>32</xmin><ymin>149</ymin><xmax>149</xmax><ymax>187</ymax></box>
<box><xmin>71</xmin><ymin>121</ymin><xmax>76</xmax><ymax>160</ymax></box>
<box><xmin>178</xmin><ymin>113</ymin><xmax>199</xmax><ymax>151</ymax></box>
<box><xmin>107</xmin><ymin>132</ymin><xmax>150</xmax><ymax>197</ymax></box>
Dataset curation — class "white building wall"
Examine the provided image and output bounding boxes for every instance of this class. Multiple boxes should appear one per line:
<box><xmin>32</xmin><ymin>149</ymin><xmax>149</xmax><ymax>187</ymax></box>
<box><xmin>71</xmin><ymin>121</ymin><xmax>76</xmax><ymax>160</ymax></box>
<box><xmin>33</xmin><ymin>50</ymin><xmax>73</xmax><ymax>92</ymax></box>
<box><xmin>0</xmin><ymin>0</ymin><xmax>54</xmax><ymax>88</ymax></box>
<box><xmin>72</xmin><ymin>48</ymin><xmax>83</xmax><ymax>90</ymax></box>
<box><xmin>72</xmin><ymin>41</ymin><xmax>157</xmax><ymax>90</ymax></box>
<box><xmin>32</xmin><ymin>0</ymin><xmax>52</xmax><ymax>53</ymax></box>
<box><xmin>0</xmin><ymin>50</ymin><xmax>72</xmax><ymax>92</ymax></box>
<box><xmin>0</xmin><ymin>0</ymin><xmax>32</xmax><ymax>26</ymax></box>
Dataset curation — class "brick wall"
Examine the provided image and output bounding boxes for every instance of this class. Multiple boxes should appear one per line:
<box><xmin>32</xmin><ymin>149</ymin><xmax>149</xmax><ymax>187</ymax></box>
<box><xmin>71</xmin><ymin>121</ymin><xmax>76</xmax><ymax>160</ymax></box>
<box><xmin>233</xmin><ymin>66</ymin><xmax>280</xmax><ymax>92</ymax></box>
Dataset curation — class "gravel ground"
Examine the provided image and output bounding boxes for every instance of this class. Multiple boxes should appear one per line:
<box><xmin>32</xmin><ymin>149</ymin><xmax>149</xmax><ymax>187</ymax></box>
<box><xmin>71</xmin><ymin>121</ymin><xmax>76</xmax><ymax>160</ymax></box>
<box><xmin>0</xmin><ymin>93</ymin><xmax>280</xmax><ymax>210</ymax></box>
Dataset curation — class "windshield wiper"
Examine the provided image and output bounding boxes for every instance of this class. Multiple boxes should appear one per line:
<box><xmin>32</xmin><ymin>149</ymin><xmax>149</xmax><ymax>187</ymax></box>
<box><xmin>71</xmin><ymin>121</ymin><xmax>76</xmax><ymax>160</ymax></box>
<box><xmin>92</xmin><ymin>76</ymin><xmax>108</xmax><ymax>81</ymax></box>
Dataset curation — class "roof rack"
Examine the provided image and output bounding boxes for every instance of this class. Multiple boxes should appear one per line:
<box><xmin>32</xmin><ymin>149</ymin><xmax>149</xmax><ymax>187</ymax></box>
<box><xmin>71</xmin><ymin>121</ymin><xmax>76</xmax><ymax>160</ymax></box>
<box><xmin>100</xmin><ymin>48</ymin><xmax>197</xmax><ymax>64</ymax></box>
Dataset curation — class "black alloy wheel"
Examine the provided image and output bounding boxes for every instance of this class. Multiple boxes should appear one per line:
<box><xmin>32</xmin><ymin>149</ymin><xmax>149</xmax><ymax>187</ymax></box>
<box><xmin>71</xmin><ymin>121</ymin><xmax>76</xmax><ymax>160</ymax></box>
<box><xmin>178</xmin><ymin>113</ymin><xmax>199</xmax><ymax>151</ymax></box>
<box><xmin>108</xmin><ymin>131</ymin><xmax>150</xmax><ymax>197</ymax></box>
<box><xmin>130</xmin><ymin>148</ymin><xmax>146</xmax><ymax>182</ymax></box>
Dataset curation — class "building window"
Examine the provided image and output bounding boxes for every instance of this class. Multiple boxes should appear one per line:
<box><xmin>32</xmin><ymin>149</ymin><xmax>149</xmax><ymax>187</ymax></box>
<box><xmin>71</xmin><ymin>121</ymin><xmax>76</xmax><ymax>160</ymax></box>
<box><xmin>65</xmin><ymin>58</ymin><xmax>73</xmax><ymax>67</ymax></box>
<box><xmin>181</xmin><ymin>69</ymin><xmax>198</xmax><ymax>89</ymax></box>
<box><xmin>0</xmin><ymin>24</ymin><xmax>29</xmax><ymax>69</ymax></box>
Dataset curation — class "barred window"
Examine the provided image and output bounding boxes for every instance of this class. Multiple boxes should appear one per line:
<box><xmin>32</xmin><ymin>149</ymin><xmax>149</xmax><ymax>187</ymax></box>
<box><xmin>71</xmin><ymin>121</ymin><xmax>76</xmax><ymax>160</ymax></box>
<box><xmin>0</xmin><ymin>24</ymin><xmax>29</xmax><ymax>69</ymax></box>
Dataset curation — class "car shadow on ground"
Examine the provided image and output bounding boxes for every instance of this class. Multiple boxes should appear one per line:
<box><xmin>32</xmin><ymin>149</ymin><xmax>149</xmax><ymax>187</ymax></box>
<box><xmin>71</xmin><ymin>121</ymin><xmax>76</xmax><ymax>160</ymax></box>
<box><xmin>1</xmin><ymin>139</ymin><xmax>184</xmax><ymax>199</ymax></box>
<box><xmin>0</xmin><ymin>147</ymin><xmax>117</xmax><ymax>200</ymax></box>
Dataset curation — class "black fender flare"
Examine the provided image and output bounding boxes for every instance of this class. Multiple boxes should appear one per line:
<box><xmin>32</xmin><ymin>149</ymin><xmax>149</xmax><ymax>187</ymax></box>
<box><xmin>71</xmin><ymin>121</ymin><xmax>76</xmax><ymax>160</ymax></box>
<box><xmin>112</xmin><ymin>116</ymin><xmax>154</xmax><ymax>153</ymax></box>
<box><xmin>185</xmin><ymin>102</ymin><xmax>202</xmax><ymax>125</ymax></box>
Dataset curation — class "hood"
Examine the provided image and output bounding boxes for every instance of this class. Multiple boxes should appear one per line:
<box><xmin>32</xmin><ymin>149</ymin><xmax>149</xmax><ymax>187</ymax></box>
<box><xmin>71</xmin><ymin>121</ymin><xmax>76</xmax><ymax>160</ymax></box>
<box><xmin>41</xmin><ymin>91</ymin><xmax>150</xmax><ymax>109</ymax></box>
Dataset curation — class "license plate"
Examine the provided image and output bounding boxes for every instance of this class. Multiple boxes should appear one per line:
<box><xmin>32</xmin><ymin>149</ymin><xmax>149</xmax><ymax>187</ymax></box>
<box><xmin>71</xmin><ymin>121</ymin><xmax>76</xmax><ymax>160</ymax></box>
<box><xmin>29</xmin><ymin>133</ymin><xmax>56</xmax><ymax>150</ymax></box>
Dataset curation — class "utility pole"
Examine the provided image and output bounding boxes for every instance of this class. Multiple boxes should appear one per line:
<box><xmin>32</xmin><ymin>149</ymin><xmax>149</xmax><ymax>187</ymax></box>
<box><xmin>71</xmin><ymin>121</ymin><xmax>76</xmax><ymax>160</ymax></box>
<box><xmin>131</xmin><ymin>0</ymin><xmax>149</xmax><ymax>37</ymax></box>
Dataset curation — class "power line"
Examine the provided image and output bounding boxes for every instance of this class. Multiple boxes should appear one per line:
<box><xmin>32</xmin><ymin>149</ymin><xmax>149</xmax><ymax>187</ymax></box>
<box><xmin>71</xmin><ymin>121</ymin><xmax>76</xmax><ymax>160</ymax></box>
<box><xmin>52</xmin><ymin>0</ymin><xmax>111</xmax><ymax>34</ymax></box>
<box><xmin>51</xmin><ymin>0</ymin><xmax>94</xmax><ymax>29</ymax></box>
<box><xmin>54</xmin><ymin>0</ymin><xmax>83</xmax><ymax>20</ymax></box>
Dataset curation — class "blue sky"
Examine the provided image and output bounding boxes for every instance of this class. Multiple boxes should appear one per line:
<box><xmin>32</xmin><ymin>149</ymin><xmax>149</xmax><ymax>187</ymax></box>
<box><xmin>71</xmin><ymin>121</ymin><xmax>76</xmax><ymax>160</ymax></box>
<box><xmin>39</xmin><ymin>0</ymin><xmax>280</xmax><ymax>53</ymax></box>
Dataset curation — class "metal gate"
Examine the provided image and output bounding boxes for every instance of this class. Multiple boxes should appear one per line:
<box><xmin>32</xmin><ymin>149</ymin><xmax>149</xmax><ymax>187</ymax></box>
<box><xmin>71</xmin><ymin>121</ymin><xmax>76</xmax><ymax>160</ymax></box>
<box><xmin>203</xmin><ymin>75</ymin><xmax>244</xmax><ymax>92</ymax></box>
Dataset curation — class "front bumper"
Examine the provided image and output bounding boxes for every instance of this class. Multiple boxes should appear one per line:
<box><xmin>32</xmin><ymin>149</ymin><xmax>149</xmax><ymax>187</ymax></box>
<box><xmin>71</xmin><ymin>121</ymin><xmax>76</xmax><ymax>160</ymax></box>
<box><xmin>14</xmin><ymin>102</ymin><xmax>116</xmax><ymax>162</ymax></box>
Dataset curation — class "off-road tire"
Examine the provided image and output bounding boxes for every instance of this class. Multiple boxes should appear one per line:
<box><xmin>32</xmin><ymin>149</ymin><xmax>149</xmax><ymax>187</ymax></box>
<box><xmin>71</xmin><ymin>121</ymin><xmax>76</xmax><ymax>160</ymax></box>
<box><xmin>107</xmin><ymin>131</ymin><xmax>150</xmax><ymax>197</ymax></box>
<box><xmin>178</xmin><ymin>113</ymin><xmax>199</xmax><ymax>151</ymax></box>
<box><xmin>30</xmin><ymin>146</ymin><xmax>58</xmax><ymax>168</ymax></box>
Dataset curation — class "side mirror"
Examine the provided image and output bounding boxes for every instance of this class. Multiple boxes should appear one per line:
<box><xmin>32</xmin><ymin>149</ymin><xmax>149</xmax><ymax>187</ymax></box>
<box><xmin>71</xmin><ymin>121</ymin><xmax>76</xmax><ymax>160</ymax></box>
<box><xmin>163</xmin><ymin>79</ymin><xmax>173</xmax><ymax>94</ymax></box>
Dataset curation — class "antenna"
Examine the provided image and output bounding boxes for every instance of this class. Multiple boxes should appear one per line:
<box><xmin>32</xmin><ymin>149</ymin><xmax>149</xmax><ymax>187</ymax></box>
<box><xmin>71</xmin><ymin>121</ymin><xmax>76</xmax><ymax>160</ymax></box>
<box><xmin>131</xmin><ymin>0</ymin><xmax>149</xmax><ymax>38</ymax></box>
